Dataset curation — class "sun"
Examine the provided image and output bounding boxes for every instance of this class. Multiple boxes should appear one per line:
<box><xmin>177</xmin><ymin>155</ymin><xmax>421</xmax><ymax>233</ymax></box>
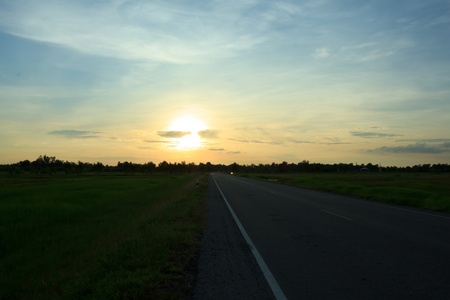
<box><xmin>168</xmin><ymin>115</ymin><xmax>207</xmax><ymax>150</ymax></box>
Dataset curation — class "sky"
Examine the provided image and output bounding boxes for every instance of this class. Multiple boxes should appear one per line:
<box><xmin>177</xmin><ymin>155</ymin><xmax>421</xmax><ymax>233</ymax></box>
<box><xmin>1</xmin><ymin>0</ymin><xmax>450</xmax><ymax>167</ymax></box>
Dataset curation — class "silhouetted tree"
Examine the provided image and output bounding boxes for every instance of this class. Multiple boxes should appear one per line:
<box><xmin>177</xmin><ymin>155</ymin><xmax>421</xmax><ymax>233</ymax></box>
<box><xmin>19</xmin><ymin>160</ymin><xmax>31</xmax><ymax>171</ymax></box>
<box><xmin>3</xmin><ymin>156</ymin><xmax>450</xmax><ymax>175</ymax></box>
<box><xmin>141</xmin><ymin>162</ymin><xmax>156</xmax><ymax>173</ymax></box>
<box><xmin>92</xmin><ymin>162</ymin><xmax>105</xmax><ymax>172</ymax></box>
<box><xmin>158</xmin><ymin>161</ymin><xmax>170</xmax><ymax>173</ymax></box>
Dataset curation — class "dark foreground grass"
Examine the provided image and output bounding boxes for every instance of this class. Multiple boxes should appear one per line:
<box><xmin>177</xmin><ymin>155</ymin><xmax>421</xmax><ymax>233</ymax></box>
<box><xmin>240</xmin><ymin>172</ymin><xmax>450</xmax><ymax>213</ymax></box>
<box><xmin>0</xmin><ymin>173</ymin><xmax>207</xmax><ymax>300</ymax></box>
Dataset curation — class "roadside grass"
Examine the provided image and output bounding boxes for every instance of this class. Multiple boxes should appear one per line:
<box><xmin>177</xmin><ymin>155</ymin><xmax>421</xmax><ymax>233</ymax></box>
<box><xmin>239</xmin><ymin>172</ymin><xmax>450</xmax><ymax>213</ymax></box>
<box><xmin>0</xmin><ymin>173</ymin><xmax>207</xmax><ymax>299</ymax></box>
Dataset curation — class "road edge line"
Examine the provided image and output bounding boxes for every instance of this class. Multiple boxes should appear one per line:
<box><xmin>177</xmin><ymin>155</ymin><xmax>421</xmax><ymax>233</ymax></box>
<box><xmin>211</xmin><ymin>175</ymin><xmax>288</xmax><ymax>300</ymax></box>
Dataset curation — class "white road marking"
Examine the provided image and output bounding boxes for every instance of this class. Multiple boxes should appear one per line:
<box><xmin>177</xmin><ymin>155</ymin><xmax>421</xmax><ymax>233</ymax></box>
<box><xmin>211</xmin><ymin>175</ymin><xmax>288</xmax><ymax>300</ymax></box>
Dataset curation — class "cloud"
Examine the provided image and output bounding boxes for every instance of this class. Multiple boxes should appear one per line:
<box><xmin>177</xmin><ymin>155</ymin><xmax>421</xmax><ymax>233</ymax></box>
<box><xmin>144</xmin><ymin>140</ymin><xmax>171</xmax><ymax>144</ymax></box>
<box><xmin>339</xmin><ymin>40</ymin><xmax>397</xmax><ymax>63</ymax></box>
<box><xmin>366</xmin><ymin>143</ymin><xmax>448</xmax><ymax>154</ymax></box>
<box><xmin>157</xmin><ymin>131</ymin><xmax>191</xmax><ymax>138</ymax></box>
<box><xmin>322</xmin><ymin>142</ymin><xmax>351</xmax><ymax>145</ymax></box>
<box><xmin>396</xmin><ymin>138</ymin><xmax>450</xmax><ymax>143</ymax></box>
<box><xmin>317</xmin><ymin>137</ymin><xmax>351</xmax><ymax>145</ymax></box>
<box><xmin>261</xmin><ymin>140</ymin><xmax>283</xmax><ymax>145</ymax></box>
<box><xmin>428</xmin><ymin>15</ymin><xmax>450</xmax><ymax>27</ymax></box>
<box><xmin>360</xmin><ymin>92</ymin><xmax>450</xmax><ymax>113</ymax></box>
<box><xmin>229</xmin><ymin>138</ymin><xmax>282</xmax><ymax>145</ymax></box>
<box><xmin>198</xmin><ymin>129</ymin><xmax>218</xmax><ymax>139</ymax></box>
<box><xmin>292</xmin><ymin>140</ymin><xmax>315</xmax><ymax>144</ymax></box>
<box><xmin>312</xmin><ymin>47</ymin><xmax>330</xmax><ymax>59</ymax></box>
<box><xmin>355</xmin><ymin>50</ymin><xmax>395</xmax><ymax>62</ymax></box>
<box><xmin>48</xmin><ymin>130</ymin><xmax>101</xmax><ymax>139</ymax></box>
<box><xmin>351</xmin><ymin>131</ymin><xmax>401</xmax><ymax>138</ymax></box>
<box><xmin>274</xmin><ymin>2</ymin><xmax>303</xmax><ymax>16</ymax></box>
<box><xmin>229</xmin><ymin>138</ymin><xmax>249</xmax><ymax>143</ymax></box>
<box><xmin>208</xmin><ymin>148</ymin><xmax>224</xmax><ymax>151</ymax></box>
<box><xmin>0</xmin><ymin>1</ymin><xmax>274</xmax><ymax>64</ymax></box>
<box><xmin>227</xmin><ymin>151</ymin><xmax>241</xmax><ymax>154</ymax></box>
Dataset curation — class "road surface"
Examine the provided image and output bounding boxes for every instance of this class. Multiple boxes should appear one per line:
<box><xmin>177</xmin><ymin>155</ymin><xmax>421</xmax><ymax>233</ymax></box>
<box><xmin>193</xmin><ymin>173</ymin><xmax>450</xmax><ymax>299</ymax></box>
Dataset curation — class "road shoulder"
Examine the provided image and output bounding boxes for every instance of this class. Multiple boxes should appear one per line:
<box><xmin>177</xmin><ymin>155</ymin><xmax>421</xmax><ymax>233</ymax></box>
<box><xmin>190</xmin><ymin>175</ymin><xmax>275</xmax><ymax>300</ymax></box>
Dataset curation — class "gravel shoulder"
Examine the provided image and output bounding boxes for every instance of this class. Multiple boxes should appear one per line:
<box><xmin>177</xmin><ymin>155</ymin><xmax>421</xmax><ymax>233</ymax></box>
<box><xmin>190</xmin><ymin>175</ymin><xmax>275</xmax><ymax>300</ymax></box>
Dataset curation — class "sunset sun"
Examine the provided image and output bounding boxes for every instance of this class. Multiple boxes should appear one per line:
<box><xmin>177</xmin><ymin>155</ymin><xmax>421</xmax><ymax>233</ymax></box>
<box><xmin>168</xmin><ymin>115</ymin><xmax>207</xmax><ymax>150</ymax></box>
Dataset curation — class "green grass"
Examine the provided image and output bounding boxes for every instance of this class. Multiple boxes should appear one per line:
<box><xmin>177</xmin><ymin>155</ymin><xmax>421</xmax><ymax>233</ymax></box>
<box><xmin>239</xmin><ymin>172</ymin><xmax>450</xmax><ymax>213</ymax></box>
<box><xmin>0</xmin><ymin>173</ymin><xmax>207</xmax><ymax>300</ymax></box>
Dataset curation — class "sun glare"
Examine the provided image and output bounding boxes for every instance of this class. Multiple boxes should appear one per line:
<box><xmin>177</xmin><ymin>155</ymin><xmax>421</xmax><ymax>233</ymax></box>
<box><xmin>168</xmin><ymin>115</ymin><xmax>207</xmax><ymax>150</ymax></box>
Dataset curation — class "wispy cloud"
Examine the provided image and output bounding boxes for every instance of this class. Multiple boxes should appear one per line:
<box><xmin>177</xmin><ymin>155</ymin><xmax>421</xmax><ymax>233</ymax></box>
<box><xmin>428</xmin><ymin>15</ymin><xmax>450</xmax><ymax>27</ymax></box>
<box><xmin>292</xmin><ymin>140</ymin><xmax>315</xmax><ymax>144</ymax></box>
<box><xmin>48</xmin><ymin>130</ymin><xmax>101</xmax><ymax>139</ymax></box>
<box><xmin>144</xmin><ymin>140</ymin><xmax>171</xmax><ymax>144</ymax></box>
<box><xmin>339</xmin><ymin>38</ymin><xmax>401</xmax><ymax>64</ymax></box>
<box><xmin>229</xmin><ymin>138</ymin><xmax>250</xmax><ymax>143</ymax></box>
<box><xmin>208</xmin><ymin>148</ymin><xmax>224</xmax><ymax>151</ymax></box>
<box><xmin>0</xmin><ymin>0</ymin><xmax>277</xmax><ymax>64</ymax></box>
<box><xmin>157</xmin><ymin>131</ymin><xmax>191</xmax><ymax>138</ymax></box>
<box><xmin>355</xmin><ymin>49</ymin><xmax>395</xmax><ymax>62</ymax></box>
<box><xmin>227</xmin><ymin>151</ymin><xmax>241</xmax><ymax>154</ymax></box>
<box><xmin>366</xmin><ymin>143</ymin><xmax>449</xmax><ymax>154</ymax></box>
<box><xmin>274</xmin><ymin>2</ymin><xmax>303</xmax><ymax>16</ymax></box>
<box><xmin>396</xmin><ymin>138</ymin><xmax>450</xmax><ymax>143</ymax></box>
<box><xmin>323</xmin><ymin>142</ymin><xmax>351</xmax><ymax>145</ymax></box>
<box><xmin>351</xmin><ymin>131</ymin><xmax>401</xmax><ymax>138</ymax></box>
<box><xmin>312</xmin><ymin>47</ymin><xmax>330</xmax><ymax>59</ymax></box>
<box><xmin>229</xmin><ymin>138</ymin><xmax>282</xmax><ymax>145</ymax></box>
<box><xmin>198</xmin><ymin>129</ymin><xmax>218</xmax><ymax>139</ymax></box>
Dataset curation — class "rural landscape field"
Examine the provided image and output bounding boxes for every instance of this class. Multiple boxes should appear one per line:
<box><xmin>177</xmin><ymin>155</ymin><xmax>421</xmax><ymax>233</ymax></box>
<box><xmin>0</xmin><ymin>172</ymin><xmax>207</xmax><ymax>299</ymax></box>
<box><xmin>1</xmin><ymin>160</ymin><xmax>449</xmax><ymax>299</ymax></box>
<box><xmin>241</xmin><ymin>172</ymin><xmax>450</xmax><ymax>213</ymax></box>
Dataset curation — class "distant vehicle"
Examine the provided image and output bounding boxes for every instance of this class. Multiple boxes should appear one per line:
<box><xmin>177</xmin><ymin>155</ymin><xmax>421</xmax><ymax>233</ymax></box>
<box><xmin>230</xmin><ymin>172</ymin><xmax>234</xmax><ymax>175</ymax></box>
<box><xmin>360</xmin><ymin>167</ymin><xmax>370</xmax><ymax>172</ymax></box>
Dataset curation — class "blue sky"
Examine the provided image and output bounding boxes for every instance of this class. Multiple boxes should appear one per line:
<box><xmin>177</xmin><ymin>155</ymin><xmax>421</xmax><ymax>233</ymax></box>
<box><xmin>1</xmin><ymin>0</ymin><xmax>449</xmax><ymax>166</ymax></box>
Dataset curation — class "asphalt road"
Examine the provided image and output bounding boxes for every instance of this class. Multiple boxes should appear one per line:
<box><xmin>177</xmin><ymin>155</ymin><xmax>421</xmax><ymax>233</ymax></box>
<box><xmin>192</xmin><ymin>175</ymin><xmax>276</xmax><ymax>300</ymax></box>
<box><xmin>202</xmin><ymin>173</ymin><xmax>450</xmax><ymax>300</ymax></box>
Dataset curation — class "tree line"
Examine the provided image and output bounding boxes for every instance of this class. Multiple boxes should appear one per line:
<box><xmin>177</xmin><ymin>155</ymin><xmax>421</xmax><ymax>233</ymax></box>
<box><xmin>1</xmin><ymin>155</ymin><xmax>449</xmax><ymax>175</ymax></box>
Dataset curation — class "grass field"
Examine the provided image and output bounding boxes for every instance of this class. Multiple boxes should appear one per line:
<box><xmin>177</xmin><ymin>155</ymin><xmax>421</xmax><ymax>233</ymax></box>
<box><xmin>240</xmin><ymin>172</ymin><xmax>450</xmax><ymax>213</ymax></box>
<box><xmin>0</xmin><ymin>173</ymin><xmax>207</xmax><ymax>300</ymax></box>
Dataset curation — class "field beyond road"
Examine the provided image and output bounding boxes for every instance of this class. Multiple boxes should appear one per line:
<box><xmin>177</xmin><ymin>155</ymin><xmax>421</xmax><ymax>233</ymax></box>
<box><xmin>0</xmin><ymin>173</ymin><xmax>207</xmax><ymax>299</ymax></box>
<box><xmin>240</xmin><ymin>172</ymin><xmax>450</xmax><ymax>213</ymax></box>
